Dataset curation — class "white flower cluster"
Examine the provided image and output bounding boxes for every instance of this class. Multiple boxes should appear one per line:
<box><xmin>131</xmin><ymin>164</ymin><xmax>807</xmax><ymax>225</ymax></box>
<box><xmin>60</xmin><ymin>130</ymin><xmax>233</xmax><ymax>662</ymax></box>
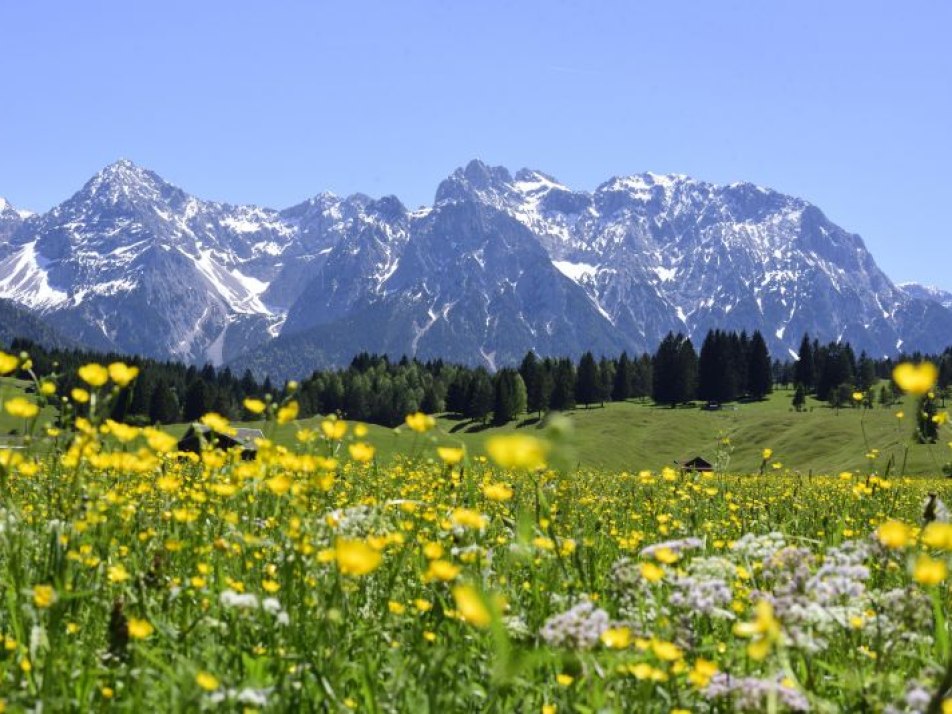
<box><xmin>219</xmin><ymin>590</ymin><xmax>290</xmax><ymax>625</ymax></box>
<box><xmin>540</xmin><ymin>600</ymin><xmax>610</xmax><ymax>649</ymax></box>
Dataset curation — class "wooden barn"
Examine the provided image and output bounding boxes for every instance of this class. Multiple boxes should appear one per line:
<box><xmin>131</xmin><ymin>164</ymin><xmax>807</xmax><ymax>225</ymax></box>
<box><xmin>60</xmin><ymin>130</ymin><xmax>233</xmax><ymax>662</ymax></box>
<box><xmin>675</xmin><ymin>456</ymin><xmax>714</xmax><ymax>473</ymax></box>
<box><xmin>177</xmin><ymin>424</ymin><xmax>263</xmax><ymax>460</ymax></box>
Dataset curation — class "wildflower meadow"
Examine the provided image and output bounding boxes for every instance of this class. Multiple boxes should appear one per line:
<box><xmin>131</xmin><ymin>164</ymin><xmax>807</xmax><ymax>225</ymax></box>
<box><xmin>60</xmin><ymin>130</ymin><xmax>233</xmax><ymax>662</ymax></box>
<box><xmin>1</xmin><ymin>352</ymin><xmax>952</xmax><ymax>712</ymax></box>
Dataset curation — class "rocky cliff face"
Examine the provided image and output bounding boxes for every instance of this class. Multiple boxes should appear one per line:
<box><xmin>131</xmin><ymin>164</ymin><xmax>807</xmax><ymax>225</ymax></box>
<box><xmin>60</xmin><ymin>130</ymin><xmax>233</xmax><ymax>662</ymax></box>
<box><xmin>2</xmin><ymin>159</ymin><xmax>949</xmax><ymax>377</ymax></box>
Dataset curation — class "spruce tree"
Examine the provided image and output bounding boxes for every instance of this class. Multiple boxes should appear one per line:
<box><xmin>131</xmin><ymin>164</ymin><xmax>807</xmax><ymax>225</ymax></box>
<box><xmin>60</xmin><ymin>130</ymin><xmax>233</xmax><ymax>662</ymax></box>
<box><xmin>549</xmin><ymin>358</ymin><xmax>576</xmax><ymax>411</ymax></box>
<box><xmin>149</xmin><ymin>380</ymin><xmax>180</xmax><ymax>424</ymax></box>
<box><xmin>795</xmin><ymin>334</ymin><xmax>815</xmax><ymax>389</ymax></box>
<box><xmin>465</xmin><ymin>369</ymin><xmax>494</xmax><ymax>423</ymax></box>
<box><xmin>493</xmin><ymin>369</ymin><xmax>518</xmax><ymax>425</ymax></box>
<box><xmin>747</xmin><ymin>331</ymin><xmax>773</xmax><ymax>400</ymax></box>
<box><xmin>183</xmin><ymin>380</ymin><xmax>209</xmax><ymax>422</ymax></box>
<box><xmin>575</xmin><ymin>352</ymin><xmax>600</xmax><ymax>408</ymax></box>
<box><xmin>612</xmin><ymin>351</ymin><xmax>632</xmax><ymax>401</ymax></box>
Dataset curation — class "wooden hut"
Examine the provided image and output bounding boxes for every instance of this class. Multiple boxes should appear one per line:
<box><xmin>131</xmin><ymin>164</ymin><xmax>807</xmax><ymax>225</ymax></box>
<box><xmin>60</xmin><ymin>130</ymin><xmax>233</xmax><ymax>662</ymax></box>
<box><xmin>675</xmin><ymin>456</ymin><xmax>714</xmax><ymax>473</ymax></box>
<box><xmin>177</xmin><ymin>424</ymin><xmax>263</xmax><ymax>460</ymax></box>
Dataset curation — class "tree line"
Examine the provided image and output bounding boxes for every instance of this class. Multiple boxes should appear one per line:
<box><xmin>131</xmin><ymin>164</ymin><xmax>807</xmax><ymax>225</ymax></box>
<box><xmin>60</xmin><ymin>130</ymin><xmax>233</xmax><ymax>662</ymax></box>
<box><xmin>4</xmin><ymin>331</ymin><xmax>951</xmax><ymax>430</ymax></box>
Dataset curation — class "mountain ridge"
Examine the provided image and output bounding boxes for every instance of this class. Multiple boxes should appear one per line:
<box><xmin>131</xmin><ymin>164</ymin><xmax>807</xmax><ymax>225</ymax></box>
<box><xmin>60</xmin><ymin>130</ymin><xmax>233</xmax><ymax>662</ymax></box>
<box><xmin>1</xmin><ymin>158</ymin><xmax>949</xmax><ymax>378</ymax></box>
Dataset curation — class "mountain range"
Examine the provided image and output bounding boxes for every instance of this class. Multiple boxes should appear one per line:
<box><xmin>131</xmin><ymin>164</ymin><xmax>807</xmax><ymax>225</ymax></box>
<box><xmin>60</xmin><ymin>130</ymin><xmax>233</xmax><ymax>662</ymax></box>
<box><xmin>1</xmin><ymin>159</ymin><xmax>949</xmax><ymax>379</ymax></box>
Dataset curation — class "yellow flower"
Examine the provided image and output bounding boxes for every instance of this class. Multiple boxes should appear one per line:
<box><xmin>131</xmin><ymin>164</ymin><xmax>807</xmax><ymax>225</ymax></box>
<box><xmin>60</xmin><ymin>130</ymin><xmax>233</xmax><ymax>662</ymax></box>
<box><xmin>733</xmin><ymin>600</ymin><xmax>780</xmax><ymax>661</ymax></box>
<box><xmin>107</xmin><ymin>362</ymin><xmax>139</xmax><ymax>387</ymax></box>
<box><xmin>892</xmin><ymin>362</ymin><xmax>938</xmax><ymax>395</ymax></box>
<box><xmin>437</xmin><ymin>446</ymin><xmax>465</xmax><ymax>465</ymax></box>
<box><xmin>913</xmin><ymin>554</ymin><xmax>947</xmax><ymax>586</ymax></box>
<box><xmin>348</xmin><ymin>442</ymin><xmax>375</xmax><ymax>463</ymax></box>
<box><xmin>3</xmin><ymin>397</ymin><xmax>39</xmax><ymax>419</ymax></box>
<box><xmin>127</xmin><ymin>618</ymin><xmax>154</xmax><ymax>639</ymax></box>
<box><xmin>480</xmin><ymin>481</ymin><xmax>513</xmax><ymax>502</ymax></box>
<box><xmin>243</xmin><ymin>398</ymin><xmax>266</xmax><ymax>415</ymax></box>
<box><xmin>556</xmin><ymin>674</ymin><xmax>574</xmax><ymax>687</ymax></box>
<box><xmin>688</xmin><ymin>658</ymin><xmax>719</xmax><ymax>688</ymax></box>
<box><xmin>200</xmin><ymin>412</ymin><xmax>236</xmax><ymax>436</ymax></box>
<box><xmin>266</xmin><ymin>473</ymin><xmax>292</xmax><ymax>496</ymax></box>
<box><xmin>542</xmin><ymin>706</ymin><xmax>557</xmax><ymax>714</ymax></box>
<box><xmin>600</xmin><ymin>626</ymin><xmax>632</xmax><ymax>649</ymax></box>
<box><xmin>144</xmin><ymin>428</ymin><xmax>178</xmax><ymax>454</ymax></box>
<box><xmin>452</xmin><ymin>584</ymin><xmax>492</xmax><ymax>627</ymax></box>
<box><xmin>276</xmin><ymin>401</ymin><xmax>299</xmax><ymax>424</ymax></box>
<box><xmin>640</xmin><ymin>562</ymin><xmax>665</xmax><ymax>583</ymax></box>
<box><xmin>195</xmin><ymin>671</ymin><xmax>220</xmax><ymax>691</ymax></box>
<box><xmin>405</xmin><ymin>412</ymin><xmax>436</xmax><ymax>433</ymax></box>
<box><xmin>876</xmin><ymin>520</ymin><xmax>912</xmax><ymax>549</ymax></box>
<box><xmin>262</xmin><ymin>579</ymin><xmax>281</xmax><ymax>593</ymax></box>
<box><xmin>653</xmin><ymin>547</ymin><xmax>679</xmax><ymax>564</ymax></box>
<box><xmin>451</xmin><ymin>508</ymin><xmax>487</xmax><ymax>530</ymax></box>
<box><xmin>922</xmin><ymin>522</ymin><xmax>952</xmax><ymax>550</ymax></box>
<box><xmin>852</xmin><ymin>391</ymin><xmax>864</xmax><ymax>402</ymax></box>
<box><xmin>424</xmin><ymin>559</ymin><xmax>460</xmax><ymax>582</ymax></box>
<box><xmin>78</xmin><ymin>363</ymin><xmax>109</xmax><ymax>387</ymax></box>
<box><xmin>321</xmin><ymin>418</ymin><xmax>348</xmax><ymax>440</ymax></box>
<box><xmin>485</xmin><ymin>434</ymin><xmax>549</xmax><ymax>470</ymax></box>
<box><xmin>388</xmin><ymin>601</ymin><xmax>406</xmax><ymax>615</ymax></box>
<box><xmin>33</xmin><ymin>584</ymin><xmax>56</xmax><ymax>609</ymax></box>
<box><xmin>335</xmin><ymin>539</ymin><xmax>382</xmax><ymax>577</ymax></box>
<box><xmin>39</xmin><ymin>381</ymin><xmax>56</xmax><ymax>396</ymax></box>
<box><xmin>761</xmin><ymin>448</ymin><xmax>773</xmax><ymax>460</ymax></box>
<box><xmin>651</xmin><ymin>640</ymin><xmax>683</xmax><ymax>661</ymax></box>
<box><xmin>71</xmin><ymin>388</ymin><xmax>90</xmax><ymax>404</ymax></box>
<box><xmin>107</xmin><ymin>564</ymin><xmax>131</xmax><ymax>584</ymax></box>
<box><xmin>0</xmin><ymin>351</ymin><xmax>18</xmax><ymax>375</ymax></box>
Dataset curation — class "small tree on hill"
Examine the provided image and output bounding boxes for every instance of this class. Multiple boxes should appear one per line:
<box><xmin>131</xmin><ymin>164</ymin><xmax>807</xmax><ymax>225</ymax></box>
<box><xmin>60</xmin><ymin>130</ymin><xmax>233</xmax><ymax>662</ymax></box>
<box><xmin>792</xmin><ymin>384</ymin><xmax>806</xmax><ymax>412</ymax></box>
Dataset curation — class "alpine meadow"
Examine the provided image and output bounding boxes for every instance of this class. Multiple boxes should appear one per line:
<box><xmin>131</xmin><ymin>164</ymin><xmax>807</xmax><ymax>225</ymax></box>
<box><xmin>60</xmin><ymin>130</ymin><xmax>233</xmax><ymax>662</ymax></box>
<box><xmin>2</xmin><ymin>2</ymin><xmax>952</xmax><ymax>713</ymax></box>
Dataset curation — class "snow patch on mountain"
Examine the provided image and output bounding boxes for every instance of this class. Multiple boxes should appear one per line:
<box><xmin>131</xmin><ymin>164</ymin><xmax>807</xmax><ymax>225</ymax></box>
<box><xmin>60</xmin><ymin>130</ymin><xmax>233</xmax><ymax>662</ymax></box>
<box><xmin>552</xmin><ymin>260</ymin><xmax>598</xmax><ymax>283</ymax></box>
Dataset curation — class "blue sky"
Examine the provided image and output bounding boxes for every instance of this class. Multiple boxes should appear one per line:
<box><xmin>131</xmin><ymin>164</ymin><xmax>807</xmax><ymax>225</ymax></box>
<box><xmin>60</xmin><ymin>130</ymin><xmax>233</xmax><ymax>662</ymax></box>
<box><xmin>1</xmin><ymin>1</ymin><xmax>949</xmax><ymax>287</ymax></box>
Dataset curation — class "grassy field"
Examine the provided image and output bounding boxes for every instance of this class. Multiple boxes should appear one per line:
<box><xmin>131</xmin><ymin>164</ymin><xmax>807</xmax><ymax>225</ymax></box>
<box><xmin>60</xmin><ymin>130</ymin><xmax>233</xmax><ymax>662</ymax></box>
<box><xmin>3</xmin><ymin>376</ymin><xmax>948</xmax><ymax>475</ymax></box>
<box><xmin>3</xmin><ymin>364</ymin><xmax>952</xmax><ymax>710</ymax></box>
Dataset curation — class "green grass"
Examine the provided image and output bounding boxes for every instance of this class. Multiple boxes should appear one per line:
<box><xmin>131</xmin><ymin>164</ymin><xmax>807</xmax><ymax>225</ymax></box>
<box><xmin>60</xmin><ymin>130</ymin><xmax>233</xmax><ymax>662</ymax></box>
<box><xmin>3</xmin><ymin>377</ymin><xmax>948</xmax><ymax>475</ymax></box>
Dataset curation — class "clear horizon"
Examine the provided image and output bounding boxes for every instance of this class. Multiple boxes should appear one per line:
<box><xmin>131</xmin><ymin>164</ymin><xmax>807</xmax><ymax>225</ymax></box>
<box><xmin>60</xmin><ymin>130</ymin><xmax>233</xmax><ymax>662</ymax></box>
<box><xmin>1</xmin><ymin>1</ymin><xmax>949</xmax><ymax>288</ymax></box>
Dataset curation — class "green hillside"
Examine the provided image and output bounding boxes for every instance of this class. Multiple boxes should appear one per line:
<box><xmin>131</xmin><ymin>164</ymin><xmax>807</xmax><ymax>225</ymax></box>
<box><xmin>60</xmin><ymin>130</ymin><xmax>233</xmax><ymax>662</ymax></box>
<box><xmin>2</xmin><ymin>377</ymin><xmax>948</xmax><ymax>475</ymax></box>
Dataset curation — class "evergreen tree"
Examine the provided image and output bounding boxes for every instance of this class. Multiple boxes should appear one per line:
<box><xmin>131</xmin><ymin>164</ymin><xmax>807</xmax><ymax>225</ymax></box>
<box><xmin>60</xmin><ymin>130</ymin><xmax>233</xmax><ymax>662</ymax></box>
<box><xmin>917</xmin><ymin>395</ymin><xmax>939</xmax><ymax>444</ymax></box>
<box><xmin>612</xmin><ymin>351</ymin><xmax>632</xmax><ymax>401</ymax></box>
<box><xmin>653</xmin><ymin>333</ymin><xmax>697</xmax><ymax>407</ymax></box>
<box><xmin>512</xmin><ymin>372</ymin><xmax>528</xmax><ymax>417</ymax></box>
<box><xmin>747</xmin><ymin>331</ymin><xmax>773</xmax><ymax>399</ymax></box>
<box><xmin>183</xmin><ymin>380</ymin><xmax>209</xmax><ymax>422</ymax></box>
<box><xmin>856</xmin><ymin>351</ymin><xmax>877</xmax><ymax>392</ymax></box>
<box><xmin>792</xmin><ymin>384</ymin><xmax>806</xmax><ymax>412</ymax></box>
<box><xmin>149</xmin><ymin>380</ymin><xmax>180</xmax><ymax>424</ymax></box>
<box><xmin>816</xmin><ymin>342</ymin><xmax>855</xmax><ymax>402</ymax></box>
<box><xmin>446</xmin><ymin>372</ymin><xmax>471</xmax><ymax>415</ymax></box>
<box><xmin>549</xmin><ymin>358</ymin><xmax>576</xmax><ymax>411</ymax></box>
<box><xmin>464</xmin><ymin>369</ymin><xmax>494</xmax><ymax>423</ymax></box>
<box><xmin>575</xmin><ymin>352</ymin><xmax>600</xmax><ymax>408</ymax></box>
<box><xmin>795</xmin><ymin>334</ymin><xmax>815</xmax><ymax>389</ymax></box>
<box><xmin>597</xmin><ymin>357</ymin><xmax>614</xmax><ymax>406</ymax></box>
<box><xmin>698</xmin><ymin>330</ymin><xmax>737</xmax><ymax>403</ymax></box>
<box><xmin>520</xmin><ymin>351</ymin><xmax>550</xmax><ymax>416</ymax></box>
<box><xmin>492</xmin><ymin>369</ymin><xmax>518</xmax><ymax>425</ymax></box>
<box><xmin>632</xmin><ymin>354</ymin><xmax>653</xmax><ymax>399</ymax></box>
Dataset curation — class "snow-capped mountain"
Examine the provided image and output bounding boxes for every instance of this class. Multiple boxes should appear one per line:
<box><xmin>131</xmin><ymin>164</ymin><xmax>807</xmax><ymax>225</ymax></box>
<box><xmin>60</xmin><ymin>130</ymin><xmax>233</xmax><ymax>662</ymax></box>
<box><xmin>899</xmin><ymin>283</ymin><xmax>952</xmax><ymax>311</ymax></box>
<box><xmin>0</xmin><ymin>197</ymin><xmax>30</xmax><ymax>244</ymax></box>
<box><xmin>1</xmin><ymin>159</ymin><xmax>950</xmax><ymax>376</ymax></box>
